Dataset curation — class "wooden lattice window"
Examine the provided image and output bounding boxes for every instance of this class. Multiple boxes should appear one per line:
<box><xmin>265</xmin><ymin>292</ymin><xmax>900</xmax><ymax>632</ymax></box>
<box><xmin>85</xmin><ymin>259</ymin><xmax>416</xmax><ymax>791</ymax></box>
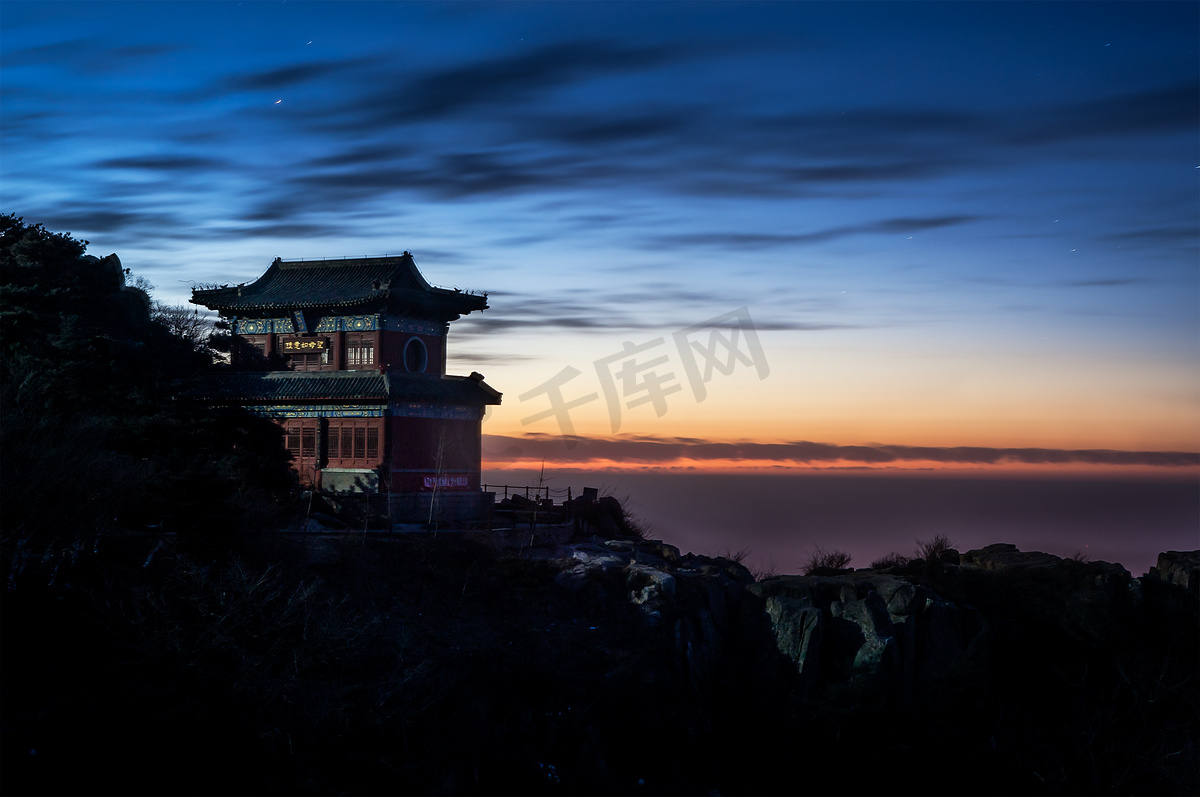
<box><xmin>284</xmin><ymin>421</ymin><xmax>318</xmax><ymax>460</ymax></box>
<box><xmin>281</xmin><ymin>419</ymin><xmax>320</xmax><ymax>485</ymax></box>
<box><xmin>326</xmin><ymin>418</ymin><xmax>382</xmax><ymax>467</ymax></box>
<box><xmin>238</xmin><ymin>334</ymin><xmax>269</xmax><ymax>366</ymax></box>
<box><xmin>346</xmin><ymin>332</ymin><xmax>375</xmax><ymax>369</ymax></box>
<box><xmin>288</xmin><ymin>350</ymin><xmax>329</xmax><ymax>372</ymax></box>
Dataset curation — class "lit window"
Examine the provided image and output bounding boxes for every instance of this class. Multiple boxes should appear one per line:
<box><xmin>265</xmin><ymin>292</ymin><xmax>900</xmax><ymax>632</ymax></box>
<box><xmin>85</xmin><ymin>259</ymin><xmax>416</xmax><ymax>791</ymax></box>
<box><xmin>346</xmin><ymin>332</ymin><xmax>375</xmax><ymax>369</ymax></box>
<box><xmin>326</xmin><ymin>419</ymin><xmax>383</xmax><ymax>467</ymax></box>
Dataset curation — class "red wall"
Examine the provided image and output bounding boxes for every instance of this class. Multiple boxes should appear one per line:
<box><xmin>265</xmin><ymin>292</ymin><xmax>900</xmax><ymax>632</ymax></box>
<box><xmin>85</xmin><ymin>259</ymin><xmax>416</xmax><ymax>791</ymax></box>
<box><xmin>386</xmin><ymin>416</ymin><xmax>481</xmax><ymax>492</ymax></box>
<box><xmin>232</xmin><ymin>325</ymin><xmax>448</xmax><ymax>375</ymax></box>
<box><xmin>380</xmin><ymin>330</ymin><xmax>444</xmax><ymax>375</ymax></box>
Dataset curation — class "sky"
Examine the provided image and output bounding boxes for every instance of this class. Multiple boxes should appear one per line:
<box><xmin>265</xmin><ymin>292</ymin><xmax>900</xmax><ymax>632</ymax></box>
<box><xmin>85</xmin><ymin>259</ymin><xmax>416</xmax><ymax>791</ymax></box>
<box><xmin>3</xmin><ymin>1</ymin><xmax>1198</xmax><ymax>493</ymax></box>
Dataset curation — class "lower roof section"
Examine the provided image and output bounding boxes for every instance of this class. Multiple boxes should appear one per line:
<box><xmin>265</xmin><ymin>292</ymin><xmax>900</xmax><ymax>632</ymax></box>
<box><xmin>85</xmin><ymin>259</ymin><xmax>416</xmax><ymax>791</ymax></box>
<box><xmin>179</xmin><ymin>369</ymin><xmax>502</xmax><ymax>405</ymax></box>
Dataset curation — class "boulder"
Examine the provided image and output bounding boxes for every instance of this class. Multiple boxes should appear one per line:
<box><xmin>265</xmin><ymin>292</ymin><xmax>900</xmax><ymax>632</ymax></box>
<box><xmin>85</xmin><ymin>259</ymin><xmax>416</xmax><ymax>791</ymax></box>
<box><xmin>959</xmin><ymin>542</ymin><xmax>1062</xmax><ymax>571</ymax></box>
<box><xmin>751</xmin><ymin>575</ymin><xmax>850</xmax><ymax>611</ymax></box>
<box><xmin>708</xmin><ymin>556</ymin><xmax>756</xmax><ymax>585</ymax></box>
<box><xmin>938</xmin><ymin>548</ymin><xmax>960</xmax><ymax>565</ymax></box>
<box><xmin>626</xmin><ymin>564</ymin><xmax>676</xmax><ymax>605</ymax></box>
<box><xmin>598</xmin><ymin>539</ymin><xmax>673</xmax><ymax>567</ymax></box>
<box><xmin>602</xmin><ymin>538</ymin><xmax>633</xmax><ymax>553</ymax></box>
<box><xmin>954</xmin><ymin>543</ymin><xmax>1137</xmax><ymax>647</ymax></box>
<box><xmin>555</xmin><ymin>564</ymin><xmax>592</xmax><ymax>593</ymax></box>
<box><xmin>764</xmin><ymin>596</ymin><xmax>822</xmax><ymax>691</ymax></box>
<box><xmin>1147</xmin><ymin>550</ymin><xmax>1200</xmax><ymax>594</ymax></box>
<box><xmin>886</xmin><ymin>583</ymin><xmax>926</xmax><ymax>619</ymax></box>
<box><xmin>639</xmin><ymin>540</ymin><xmax>682</xmax><ymax>563</ymax></box>
<box><xmin>751</xmin><ymin>572</ymin><xmax>909</xmax><ymax>611</ymax></box>
<box><xmin>628</xmin><ymin>549</ymin><xmax>671</xmax><ymax>569</ymax></box>
<box><xmin>840</xmin><ymin>592</ymin><xmax>897</xmax><ymax>673</ymax></box>
<box><xmin>568</xmin><ymin>544</ymin><xmax>627</xmax><ymax>571</ymax></box>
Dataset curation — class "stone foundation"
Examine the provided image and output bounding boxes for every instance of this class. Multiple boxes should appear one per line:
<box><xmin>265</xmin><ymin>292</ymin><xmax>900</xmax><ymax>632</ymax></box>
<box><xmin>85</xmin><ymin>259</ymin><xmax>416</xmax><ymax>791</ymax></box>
<box><xmin>386</xmin><ymin>491</ymin><xmax>495</xmax><ymax>524</ymax></box>
<box><xmin>321</xmin><ymin>468</ymin><xmax>380</xmax><ymax>493</ymax></box>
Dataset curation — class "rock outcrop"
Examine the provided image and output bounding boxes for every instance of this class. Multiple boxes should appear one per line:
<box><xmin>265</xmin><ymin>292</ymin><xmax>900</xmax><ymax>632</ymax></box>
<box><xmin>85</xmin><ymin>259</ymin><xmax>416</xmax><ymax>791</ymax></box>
<box><xmin>550</xmin><ymin>536</ymin><xmax>755</xmax><ymax>695</ymax></box>
<box><xmin>1147</xmin><ymin>549</ymin><xmax>1200</xmax><ymax>594</ymax></box>
<box><xmin>8</xmin><ymin>524</ymin><xmax>1196</xmax><ymax>797</ymax></box>
<box><xmin>747</xmin><ymin>570</ymin><xmax>987</xmax><ymax>705</ymax></box>
<box><xmin>552</xmin><ymin>537</ymin><xmax>1198</xmax><ymax>721</ymax></box>
<box><xmin>932</xmin><ymin>542</ymin><xmax>1142</xmax><ymax>648</ymax></box>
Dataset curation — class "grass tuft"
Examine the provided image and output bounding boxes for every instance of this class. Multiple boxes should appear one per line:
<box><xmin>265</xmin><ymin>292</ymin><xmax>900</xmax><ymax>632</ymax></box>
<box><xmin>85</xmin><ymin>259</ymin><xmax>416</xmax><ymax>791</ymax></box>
<box><xmin>802</xmin><ymin>546</ymin><xmax>853</xmax><ymax>574</ymax></box>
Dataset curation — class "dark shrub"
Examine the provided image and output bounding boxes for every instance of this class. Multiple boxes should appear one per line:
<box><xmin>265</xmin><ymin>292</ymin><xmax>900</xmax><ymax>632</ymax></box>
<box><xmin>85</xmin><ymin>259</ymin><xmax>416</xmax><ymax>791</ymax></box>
<box><xmin>870</xmin><ymin>551</ymin><xmax>911</xmax><ymax>570</ymax></box>
<box><xmin>802</xmin><ymin>545</ymin><xmax>853</xmax><ymax>574</ymax></box>
<box><xmin>915</xmin><ymin>534</ymin><xmax>955</xmax><ymax>561</ymax></box>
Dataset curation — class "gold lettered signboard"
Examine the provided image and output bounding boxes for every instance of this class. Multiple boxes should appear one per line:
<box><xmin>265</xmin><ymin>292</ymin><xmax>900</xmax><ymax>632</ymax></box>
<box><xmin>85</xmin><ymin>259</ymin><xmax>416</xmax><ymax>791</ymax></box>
<box><xmin>280</xmin><ymin>336</ymin><xmax>330</xmax><ymax>353</ymax></box>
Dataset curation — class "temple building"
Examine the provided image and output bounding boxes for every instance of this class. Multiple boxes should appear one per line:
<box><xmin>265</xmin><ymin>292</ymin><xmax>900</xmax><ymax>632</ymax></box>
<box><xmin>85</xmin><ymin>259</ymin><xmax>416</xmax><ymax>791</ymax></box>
<box><xmin>189</xmin><ymin>253</ymin><xmax>501</xmax><ymax>523</ymax></box>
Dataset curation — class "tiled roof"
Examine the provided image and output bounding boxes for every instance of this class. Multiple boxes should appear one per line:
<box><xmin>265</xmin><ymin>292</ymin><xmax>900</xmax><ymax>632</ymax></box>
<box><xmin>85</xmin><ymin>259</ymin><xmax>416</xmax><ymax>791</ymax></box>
<box><xmin>387</xmin><ymin>372</ymin><xmax>503</xmax><ymax>405</ymax></box>
<box><xmin>191</xmin><ymin>253</ymin><xmax>487</xmax><ymax>317</ymax></box>
<box><xmin>180</xmin><ymin>371</ymin><xmax>388</xmax><ymax>402</ymax></box>
<box><xmin>179</xmin><ymin>370</ymin><xmax>501</xmax><ymax>405</ymax></box>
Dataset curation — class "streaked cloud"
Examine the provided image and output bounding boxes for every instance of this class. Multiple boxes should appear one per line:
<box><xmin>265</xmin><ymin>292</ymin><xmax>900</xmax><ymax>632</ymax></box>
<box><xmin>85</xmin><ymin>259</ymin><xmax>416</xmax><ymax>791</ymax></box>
<box><xmin>218</xmin><ymin>57</ymin><xmax>381</xmax><ymax>92</ymax></box>
<box><xmin>3</xmin><ymin>2</ymin><xmax>1195</xmax><ymax>467</ymax></box>
<box><xmin>92</xmin><ymin>155</ymin><xmax>230</xmax><ymax>172</ymax></box>
<box><xmin>27</xmin><ymin>205</ymin><xmax>191</xmax><ymax>237</ymax></box>
<box><xmin>484</xmin><ymin>434</ymin><xmax>1200</xmax><ymax>468</ymax></box>
<box><xmin>644</xmin><ymin>215</ymin><xmax>982</xmax><ymax>250</ymax></box>
<box><xmin>319</xmin><ymin>40</ymin><xmax>699</xmax><ymax>128</ymax></box>
<box><xmin>1007</xmin><ymin>83</ymin><xmax>1200</xmax><ymax>146</ymax></box>
<box><xmin>449</xmin><ymin>289</ymin><xmax>859</xmax><ymax>338</ymax></box>
<box><xmin>970</xmin><ymin>276</ymin><xmax>1157</xmax><ymax>290</ymax></box>
<box><xmin>2</xmin><ymin>37</ymin><xmax>181</xmax><ymax>71</ymax></box>
<box><xmin>1104</xmin><ymin>226</ymin><xmax>1198</xmax><ymax>243</ymax></box>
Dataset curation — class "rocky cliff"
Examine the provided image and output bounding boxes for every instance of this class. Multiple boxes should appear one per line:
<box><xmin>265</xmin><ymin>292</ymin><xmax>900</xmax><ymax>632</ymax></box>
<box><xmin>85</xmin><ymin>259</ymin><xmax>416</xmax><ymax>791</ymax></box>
<box><xmin>542</xmin><ymin>535</ymin><xmax>1199</xmax><ymax>795</ymax></box>
<box><xmin>3</xmin><ymin>529</ymin><xmax>1197</xmax><ymax>796</ymax></box>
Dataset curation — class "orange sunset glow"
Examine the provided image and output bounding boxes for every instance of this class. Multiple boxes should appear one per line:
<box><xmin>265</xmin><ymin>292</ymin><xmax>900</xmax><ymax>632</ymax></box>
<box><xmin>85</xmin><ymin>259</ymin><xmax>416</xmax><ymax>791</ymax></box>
<box><xmin>466</xmin><ymin>323</ymin><xmax>1198</xmax><ymax>479</ymax></box>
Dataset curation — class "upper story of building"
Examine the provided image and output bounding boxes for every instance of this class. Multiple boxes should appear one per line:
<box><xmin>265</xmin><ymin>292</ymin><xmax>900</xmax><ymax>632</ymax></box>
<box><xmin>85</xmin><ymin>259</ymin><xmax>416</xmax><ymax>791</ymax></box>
<box><xmin>190</xmin><ymin>253</ymin><xmax>488</xmax><ymax>376</ymax></box>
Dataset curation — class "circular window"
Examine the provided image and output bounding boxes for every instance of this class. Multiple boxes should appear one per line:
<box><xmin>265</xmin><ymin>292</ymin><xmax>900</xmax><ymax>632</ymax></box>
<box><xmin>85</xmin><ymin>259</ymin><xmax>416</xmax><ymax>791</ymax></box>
<box><xmin>403</xmin><ymin>337</ymin><xmax>429</xmax><ymax>373</ymax></box>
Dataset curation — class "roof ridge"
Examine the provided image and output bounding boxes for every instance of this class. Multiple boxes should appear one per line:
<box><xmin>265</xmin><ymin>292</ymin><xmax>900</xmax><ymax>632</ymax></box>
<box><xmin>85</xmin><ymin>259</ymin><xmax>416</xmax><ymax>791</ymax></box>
<box><xmin>276</xmin><ymin>256</ymin><xmax>409</xmax><ymax>269</ymax></box>
<box><xmin>192</xmin><ymin>252</ymin><xmax>486</xmax><ymax>317</ymax></box>
<box><xmin>256</xmin><ymin>369</ymin><xmax>386</xmax><ymax>377</ymax></box>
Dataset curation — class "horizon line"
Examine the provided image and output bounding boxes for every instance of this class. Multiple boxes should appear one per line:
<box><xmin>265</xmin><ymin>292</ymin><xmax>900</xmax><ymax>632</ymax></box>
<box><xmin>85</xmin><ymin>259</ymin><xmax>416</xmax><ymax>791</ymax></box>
<box><xmin>480</xmin><ymin>433</ymin><xmax>1200</xmax><ymax>477</ymax></box>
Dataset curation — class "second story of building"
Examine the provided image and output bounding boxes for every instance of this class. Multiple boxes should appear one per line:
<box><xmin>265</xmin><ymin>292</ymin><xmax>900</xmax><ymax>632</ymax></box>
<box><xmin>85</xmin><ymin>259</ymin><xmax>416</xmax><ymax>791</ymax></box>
<box><xmin>190</xmin><ymin>253</ymin><xmax>487</xmax><ymax>376</ymax></box>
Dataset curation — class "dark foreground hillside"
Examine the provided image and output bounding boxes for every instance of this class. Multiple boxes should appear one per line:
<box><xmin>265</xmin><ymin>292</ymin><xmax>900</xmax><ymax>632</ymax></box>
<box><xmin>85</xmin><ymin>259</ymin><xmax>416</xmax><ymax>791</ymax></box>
<box><xmin>2</xmin><ymin>523</ymin><xmax>1197</xmax><ymax>797</ymax></box>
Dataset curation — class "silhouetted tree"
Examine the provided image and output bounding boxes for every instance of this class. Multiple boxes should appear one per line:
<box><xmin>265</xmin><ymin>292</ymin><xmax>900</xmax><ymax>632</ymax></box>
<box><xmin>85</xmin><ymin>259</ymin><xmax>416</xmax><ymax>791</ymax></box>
<box><xmin>152</xmin><ymin>300</ymin><xmax>215</xmax><ymax>351</ymax></box>
<box><xmin>0</xmin><ymin>214</ymin><xmax>295</xmax><ymax>544</ymax></box>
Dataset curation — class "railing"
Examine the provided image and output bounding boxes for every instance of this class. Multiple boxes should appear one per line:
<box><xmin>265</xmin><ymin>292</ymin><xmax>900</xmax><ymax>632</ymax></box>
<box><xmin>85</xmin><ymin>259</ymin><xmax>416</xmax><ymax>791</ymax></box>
<box><xmin>481</xmin><ymin>484</ymin><xmax>552</xmax><ymax>502</ymax></box>
<box><xmin>482</xmin><ymin>484</ymin><xmax>586</xmax><ymax>530</ymax></box>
